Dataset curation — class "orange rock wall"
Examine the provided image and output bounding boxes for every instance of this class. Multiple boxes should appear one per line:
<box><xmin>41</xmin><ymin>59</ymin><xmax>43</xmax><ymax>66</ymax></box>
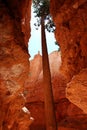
<box><xmin>25</xmin><ymin>52</ymin><xmax>87</xmax><ymax>130</ymax></box>
<box><xmin>0</xmin><ymin>0</ymin><xmax>32</xmax><ymax>129</ymax></box>
<box><xmin>50</xmin><ymin>0</ymin><xmax>87</xmax><ymax>115</ymax></box>
<box><xmin>50</xmin><ymin>0</ymin><xmax>87</xmax><ymax>81</ymax></box>
<box><xmin>1</xmin><ymin>0</ymin><xmax>87</xmax><ymax>129</ymax></box>
<box><xmin>3</xmin><ymin>0</ymin><xmax>31</xmax><ymax>46</ymax></box>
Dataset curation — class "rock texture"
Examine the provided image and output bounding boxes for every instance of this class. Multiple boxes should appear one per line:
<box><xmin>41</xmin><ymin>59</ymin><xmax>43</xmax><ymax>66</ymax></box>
<box><xmin>1</xmin><ymin>0</ymin><xmax>87</xmax><ymax>129</ymax></box>
<box><xmin>50</xmin><ymin>0</ymin><xmax>87</xmax><ymax>81</ymax></box>
<box><xmin>25</xmin><ymin>52</ymin><xmax>63</xmax><ymax>129</ymax></box>
<box><xmin>25</xmin><ymin>52</ymin><xmax>87</xmax><ymax>130</ymax></box>
<box><xmin>0</xmin><ymin>0</ymin><xmax>33</xmax><ymax>129</ymax></box>
<box><xmin>66</xmin><ymin>68</ymin><xmax>87</xmax><ymax>114</ymax></box>
<box><xmin>50</xmin><ymin>0</ymin><xmax>87</xmax><ymax>115</ymax></box>
<box><xmin>2</xmin><ymin>0</ymin><xmax>31</xmax><ymax>46</ymax></box>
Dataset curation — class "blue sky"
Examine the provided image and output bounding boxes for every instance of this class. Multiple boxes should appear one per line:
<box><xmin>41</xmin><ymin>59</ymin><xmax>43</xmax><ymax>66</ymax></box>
<box><xmin>28</xmin><ymin>6</ymin><xmax>59</xmax><ymax>60</ymax></box>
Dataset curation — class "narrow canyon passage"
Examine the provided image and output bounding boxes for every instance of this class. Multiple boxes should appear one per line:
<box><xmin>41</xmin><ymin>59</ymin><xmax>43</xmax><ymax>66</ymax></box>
<box><xmin>0</xmin><ymin>0</ymin><xmax>87</xmax><ymax>130</ymax></box>
<box><xmin>0</xmin><ymin>0</ymin><xmax>33</xmax><ymax>129</ymax></box>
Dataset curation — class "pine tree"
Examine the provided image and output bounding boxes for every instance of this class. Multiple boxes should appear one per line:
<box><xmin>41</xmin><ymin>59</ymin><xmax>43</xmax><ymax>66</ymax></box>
<box><xmin>32</xmin><ymin>0</ymin><xmax>57</xmax><ymax>130</ymax></box>
<box><xmin>33</xmin><ymin>0</ymin><xmax>55</xmax><ymax>32</ymax></box>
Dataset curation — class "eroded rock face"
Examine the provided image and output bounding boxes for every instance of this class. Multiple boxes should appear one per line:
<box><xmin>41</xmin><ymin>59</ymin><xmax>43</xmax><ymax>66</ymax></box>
<box><xmin>50</xmin><ymin>0</ymin><xmax>87</xmax><ymax>113</ymax></box>
<box><xmin>25</xmin><ymin>52</ymin><xmax>87</xmax><ymax>129</ymax></box>
<box><xmin>0</xmin><ymin>0</ymin><xmax>32</xmax><ymax>129</ymax></box>
<box><xmin>49</xmin><ymin>0</ymin><xmax>87</xmax><ymax>129</ymax></box>
<box><xmin>25</xmin><ymin>51</ymin><xmax>62</xmax><ymax>102</ymax></box>
<box><xmin>1</xmin><ymin>0</ymin><xmax>87</xmax><ymax>129</ymax></box>
<box><xmin>66</xmin><ymin>68</ymin><xmax>87</xmax><ymax>114</ymax></box>
<box><xmin>2</xmin><ymin>0</ymin><xmax>31</xmax><ymax>46</ymax></box>
<box><xmin>50</xmin><ymin>0</ymin><xmax>87</xmax><ymax>81</ymax></box>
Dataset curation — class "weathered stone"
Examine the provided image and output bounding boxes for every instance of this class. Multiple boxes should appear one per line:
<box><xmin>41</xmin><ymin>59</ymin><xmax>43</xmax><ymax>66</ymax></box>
<box><xmin>50</xmin><ymin>1</ymin><xmax>87</xmax><ymax>129</ymax></box>
<box><xmin>25</xmin><ymin>52</ymin><xmax>86</xmax><ymax>129</ymax></box>
<box><xmin>66</xmin><ymin>68</ymin><xmax>87</xmax><ymax>114</ymax></box>
<box><xmin>1</xmin><ymin>0</ymin><xmax>87</xmax><ymax>129</ymax></box>
<box><xmin>50</xmin><ymin>0</ymin><xmax>87</xmax><ymax>81</ymax></box>
<box><xmin>0</xmin><ymin>0</ymin><xmax>32</xmax><ymax>129</ymax></box>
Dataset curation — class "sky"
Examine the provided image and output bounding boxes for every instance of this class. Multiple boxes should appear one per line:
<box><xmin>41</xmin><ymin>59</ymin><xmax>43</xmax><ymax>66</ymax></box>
<box><xmin>28</xmin><ymin>6</ymin><xmax>59</xmax><ymax>60</ymax></box>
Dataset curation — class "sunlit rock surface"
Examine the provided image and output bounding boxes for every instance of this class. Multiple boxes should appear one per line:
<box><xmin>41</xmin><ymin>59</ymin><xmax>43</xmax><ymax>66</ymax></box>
<box><xmin>1</xmin><ymin>0</ymin><xmax>87</xmax><ymax>129</ymax></box>
<box><xmin>66</xmin><ymin>68</ymin><xmax>87</xmax><ymax>114</ymax></box>
<box><xmin>25</xmin><ymin>52</ymin><xmax>87</xmax><ymax>130</ymax></box>
<box><xmin>25</xmin><ymin>51</ymin><xmax>62</xmax><ymax>102</ymax></box>
<box><xmin>0</xmin><ymin>0</ymin><xmax>32</xmax><ymax>129</ymax></box>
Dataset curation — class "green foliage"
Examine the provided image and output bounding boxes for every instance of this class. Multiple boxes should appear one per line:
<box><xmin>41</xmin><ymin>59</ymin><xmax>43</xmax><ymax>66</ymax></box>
<box><xmin>55</xmin><ymin>41</ymin><xmax>58</xmax><ymax>45</ymax></box>
<box><xmin>55</xmin><ymin>41</ymin><xmax>60</xmax><ymax>51</ymax></box>
<box><xmin>45</xmin><ymin>15</ymin><xmax>55</xmax><ymax>32</ymax></box>
<box><xmin>32</xmin><ymin>0</ymin><xmax>55</xmax><ymax>32</ymax></box>
<box><xmin>33</xmin><ymin>0</ymin><xmax>50</xmax><ymax>17</ymax></box>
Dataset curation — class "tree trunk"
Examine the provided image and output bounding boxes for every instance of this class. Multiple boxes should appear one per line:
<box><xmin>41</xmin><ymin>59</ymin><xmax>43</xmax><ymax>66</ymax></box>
<box><xmin>41</xmin><ymin>16</ymin><xmax>57</xmax><ymax>130</ymax></box>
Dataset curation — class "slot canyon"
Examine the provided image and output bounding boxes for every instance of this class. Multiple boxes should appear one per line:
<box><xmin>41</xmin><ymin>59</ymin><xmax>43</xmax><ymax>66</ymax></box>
<box><xmin>0</xmin><ymin>0</ymin><xmax>87</xmax><ymax>130</ymax></box>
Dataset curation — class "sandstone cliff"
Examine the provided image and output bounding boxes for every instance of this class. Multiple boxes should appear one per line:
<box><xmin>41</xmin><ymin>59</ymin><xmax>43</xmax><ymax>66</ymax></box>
<box><xmin>0</xmin><ymin>0</ymin><xmax>33</xmax><ymax>129</ymax></box>
<box><xmin>0</xmin><ymin>0</ymin><xmax>87</xmax><ymax>130</ymax></box>
<box><xmin>25</xmin><ymin>52</ymin><xmax>87</xmax><ymax>130</ymax></box>
<box><xmin>50</xmin><ymin>0</ymin><xmax>87</xmax><ymax>115</ymax></box>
